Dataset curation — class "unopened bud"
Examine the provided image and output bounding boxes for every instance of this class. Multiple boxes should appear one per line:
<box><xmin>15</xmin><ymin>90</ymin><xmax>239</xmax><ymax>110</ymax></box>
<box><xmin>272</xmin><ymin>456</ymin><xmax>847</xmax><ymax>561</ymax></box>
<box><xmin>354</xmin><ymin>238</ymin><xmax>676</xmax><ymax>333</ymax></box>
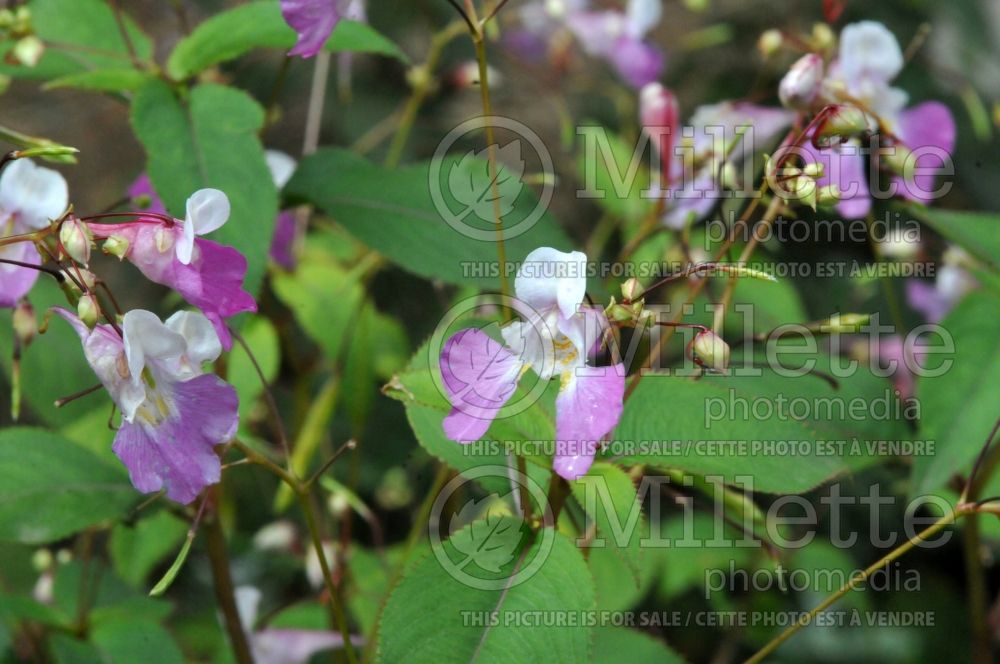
<box><xmin>720</xmin><ymin>162</ymin><xmax>739</xmax><ymax>190</ymax></box>
<box><xmin>12</xmin><ymin>35</ymin><xmax>43</xmax><ymax>67</ymax></box>
<box><xmin>640</xmin><ymin>83</ymin><xmax>679</xmax><ymax>179</ymax></box>
<box><xmin>779</xmin><ymin>53</ymin><xmax>824</xmax><ymax>110</ymax></box>
<box><xmin>605</xmin><ymin>298</ymin><xmax>636</xmax><ymax>323</ymax></box>
<box><xmin>327</xmin><ymin>492</ymin><xmax>350</xmax><ymax>518</ymax></box>
<box><xmin>31</xmin><ymin>548</ymin><xmax>53</xmax><ymax>572</ymax></box>
<box><xmin>77</xmin><ymin>292</ymin><xmax>99</xmax><ymax>328</ymax></box>
<box><xmin>817</xmin><ymin>184</ymin><xmax>840</xmax><ymax>206</ymax></box>
<box><xmin>801</xmin><ymin>161</ymin><xmax>825</xmax><ymax>179</ymax></box>
<box><xmin>758</xmin><ymin>29</ymin><xmax>783</xmax><ymax>58</ymax></box>
<box><xmin>690</xmin><ymin>330</ymin><xmax>730</xmax><ymax>372</ymax></box>
<box><xmin>812</xmin><ymin>313</ymin><xmax>871</xmax><ymax>334</ymax></box>
<box><xmin>621</xmin><ymin>278</ymin><xmax>643</xmax><ymax>302</ymax></box>
<box><xmin>879</xmin><ymin>143</ymin><xmax>915</xmax><ymax>182</ymax></box>
<box><xmin>781</xmin><ymin>176</ymin><xmax>818</xmax><ymax>210</ymax></box>
<box><xmin>12</xmin><ymin>301</ymin><xmax>36</xmax><ymax>346</ymax></box>
<box><xmin>59</xmin><ymin>218</ymin><xmax>92</xmax><ymax>265</ymax></box>
<box><xmin>813</xmin><ymin>104</ymin><xmax>869</xmax><ymax>148</ymax></box>
<box><xmin>811</xmin><ymin>23</ymin><xmax>835</xmax><ymax>50</ymax></box>
<box><xmin>102</xmin><ymin>235</ymin><xmax>130</xmax><ymax>259</ymax></box>
<box><xmin>449</xmin><ymin>60</ymin><xmax>502</xmax><ymax>89</ymax></box>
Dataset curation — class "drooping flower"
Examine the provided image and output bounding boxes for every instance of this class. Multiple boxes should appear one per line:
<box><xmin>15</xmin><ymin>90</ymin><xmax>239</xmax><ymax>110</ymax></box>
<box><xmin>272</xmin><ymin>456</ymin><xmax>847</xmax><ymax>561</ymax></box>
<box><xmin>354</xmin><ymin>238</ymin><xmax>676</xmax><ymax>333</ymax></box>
<box><xmin>791</xmin><ymin>21</ymin><xmax>956</xmax><ymax>217</ymax></box>
<box><xmin>89</xmin><ymin>189</ymin><xmax>256</xmax><ymax>349</ymax></box>
<box><xmin>906</xmin><ymin>246</ymin><xmax>979</xmax><ymax>323</ymax></box>
<box><xmin>440</xmin><ymin>247</ymin><xmax>625</xmax><ymax>480</ymax></box>
<box><xmin>234</xmin><ymin>586</ymin><xmax>363</xmax><ymax>664</ymax></box>
<box><xmin>280</xmin><ymin>0</ymin><xmax>361</xmax><ymax>58</ymax></box>
<box><xmin>0</xmin><ymin>159</ymin><xmax>68</xmax><ymax>307</ymax></box>
<box><xmin>641</xmin><ymin>100</ymin><xmax>793</xmax><ymax>228</ymax></box>
<box><xmin>266</xmin><ymin>150</ymin><xmax>300</xmax><ymax>271</ymax></box>
<box><xmin>514</xmin><ymin>0</ymin><xmax>664</xmax><ymax>88</ymax></box>
<box><xmin>56</xmin><ymin>308</ymin><xmax>238</xmax><ymax>504</ymax></box>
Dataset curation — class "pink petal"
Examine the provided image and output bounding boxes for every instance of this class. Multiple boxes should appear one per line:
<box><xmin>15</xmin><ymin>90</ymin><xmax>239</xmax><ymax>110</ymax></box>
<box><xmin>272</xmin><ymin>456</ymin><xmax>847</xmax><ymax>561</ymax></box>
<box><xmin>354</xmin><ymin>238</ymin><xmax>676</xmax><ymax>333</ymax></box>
<box><xmin>607</xmin><ymin>37</ymin><xmax>664</xmax><ymax>89</ymax></box>
<box><xmin>553</xmin><ymin>364</ymin><xmax>625</xmax><ymax>480</ymax></box>
<box><xmin>128</xmin><ymin>174</ymin><xmax>167</xmax><ymax>216</ymax></box>
<box><xmin>799</xmin><ymin>138</ymin><xmax>871</xmax><ymax>218</ymax></box>
<box><xmin>254</xmin><ymin>629</ymin><xmax>361</xmax><ymax>664</ymax></box>
<box><xmin>0</xmin><ymin>242</ymin><xmax>41</xmax><ymax>307</ymax></box>
<box><xmin>894</xmin><ymin>101</ymin><xmax>956</xmax><ymax>204</ymax></box>
<box><xmin>281</xmin><ymin>0</ymin><xmax>341</xmax><ymax>58</ymax></box>
<box><xmin>269</xmin><ymin>210</ymin><xmax>298</xmax><ymax>270</ymax></box>
<box><xmin>440</xmin><ymin>328</ymin><xmax>523</xmax><ymax>443</ymax></box>
<box><xmin>112</xmin><ymin>374</ymin><xmax>238</xmax><ymax>504</ymax></box>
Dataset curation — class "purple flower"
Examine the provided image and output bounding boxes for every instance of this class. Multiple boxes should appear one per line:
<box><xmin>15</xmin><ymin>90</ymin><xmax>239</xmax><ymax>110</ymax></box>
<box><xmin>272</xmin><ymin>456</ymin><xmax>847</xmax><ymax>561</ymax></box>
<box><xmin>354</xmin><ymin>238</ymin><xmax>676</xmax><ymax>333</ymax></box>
<box><xmin>906</xmin><ymin>247</ymin><xmax>978</xmax><ymax>323</ymax></box>
<box><xmin>0</xmin><ymin>159</ymin><xmax>68</xmax><ymax>307</ymax></box>
<box><xmin>128</xmin><ymin>173</ymin><xmax>167</xmax><ymax>216</ymax></box>
<box><xmin>56</xmin><ymin>308</ymin><xmax>238</xmax><ymax>504</ymax></box>
<box><xmin>89</xmin><ymin>189</ymin><xmax>256</xmax><ymax>349</ymax></box>
<box><xmin>234</xmin><ymin>587</ymin><xmax>363</xmax><ymax>664</ymax></box>
<box><xmin>281</xmin><ymin>0</ymin><xmax>360</xmax><ymax>58</ymax></box>
<box><xmin>440</xmin><ymin>247</ymin><xmax>625</xmax><ymax>480</ymax></box>
<box><xmin>265</xmin><ymin>150</ymin><xmax>300</xmax><ymax>270</ymax></box>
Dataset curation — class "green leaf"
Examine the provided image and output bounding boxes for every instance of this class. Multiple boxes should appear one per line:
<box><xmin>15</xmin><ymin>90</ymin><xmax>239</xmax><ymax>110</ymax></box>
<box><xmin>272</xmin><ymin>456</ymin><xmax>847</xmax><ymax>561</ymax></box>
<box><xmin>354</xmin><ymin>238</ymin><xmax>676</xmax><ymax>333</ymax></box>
<box><xmin>616</xmin><ymin>349</ymin><xmax>906</xmax><ymax>493</ymax></box>
<box><xmin>576</xmin><ymin>128</ymin><xmax>653</xmax><ymax>225</ymax></box>
<box><xmin>913</xmin><ymin>291</ymin><xmax>1000</xmax><ymax>493</ymax></box>
<box><xmin>130</xmin><ymin>79</ymin><xmax>278</xmax><ymax>294</ymax></box>
<box><xmin>0</xmin><ymin>428</ymin><xmax>135</xmax><ymax>543</ymax></box>
<box><xmin>448</xmin><ymin>143</ymin><xmax>526</xmax><ymax>223</ymax></box>
<box><xmin>109</xmin><ymin>511</ymin><xmax>189</xmax><ymax>588</ymax></box>
<box><xmin>286</xmin><ymin>148</ymin><xmax>572</xmax><ymax>288</ymax></box>
<box><xmin>28</xmin><ymin>0</ymin><xmax>152</xmax><ymax>71</ymax></box>
<box><xmin>44</xmin><ymin>68</ymin><xmax>151</xmax><ymax>92</ymax></box>
<box><xmin>90</xmin><ymin>618</ymin><xmax>184</xmax><ymax>664</ymax></box>
<box><xmin>379</xmin><ymin>520</ymin><xmax>595</xmax><ymax>663</ymax></box>
<box><xmin>571</xmin><ymin>462</ymin><xmax>644</xmax><ymax>582</ymax></box>
<box><xmin>592</xmin><ymin>627</ymin><xmax>687</xmax><ymax>664</ymax></box>
<box><xmin>450</xmin><ymin>500</ymin><xmax>525</xmax><ymax>573</ymax></box>
<box><xmin>907</xmin><ymin>204</ymin><xmax>1000</xmax><ymax>269</ymax></box>
<box><xmin>165</xmin><ymin>1</ymin><xmax>406</xmax><ymax>80</ymax></box>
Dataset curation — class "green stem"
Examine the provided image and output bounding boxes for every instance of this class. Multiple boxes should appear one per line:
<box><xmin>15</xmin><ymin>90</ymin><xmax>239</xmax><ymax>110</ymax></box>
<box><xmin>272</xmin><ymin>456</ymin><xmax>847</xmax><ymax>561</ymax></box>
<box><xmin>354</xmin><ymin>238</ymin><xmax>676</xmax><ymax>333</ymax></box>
<box><xmin>204</xmin><ymin>504</ymin><xmax>255</xmax><ymax>664</ymax></box>
<box><xmin>963</xmin><ymin>515</ymin><xmax>992</xmax><ymax>664</ymax></box>
<box><xmin>745</xmin><ymin>505</ymin><xmax>968</xmax><ymax>664</ymax></box>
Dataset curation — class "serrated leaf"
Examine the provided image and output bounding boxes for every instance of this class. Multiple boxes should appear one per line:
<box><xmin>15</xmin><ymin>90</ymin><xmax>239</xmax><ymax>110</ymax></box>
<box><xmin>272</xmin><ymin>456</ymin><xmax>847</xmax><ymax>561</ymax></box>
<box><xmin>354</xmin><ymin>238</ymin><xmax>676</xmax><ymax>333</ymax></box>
<box><xmin>448</xmin><ymin>143</ymin><xmax>525</xmax><ymax>223</ymax></box>
<box><xmin>571</xmin><ymin>462</ymin><xmax>643</xmax><ymax>583</ymax></box>
<box><xmin>450</xmin><ymin>501</ymin><xmax>525</xmax><ymax>573</ymax></box>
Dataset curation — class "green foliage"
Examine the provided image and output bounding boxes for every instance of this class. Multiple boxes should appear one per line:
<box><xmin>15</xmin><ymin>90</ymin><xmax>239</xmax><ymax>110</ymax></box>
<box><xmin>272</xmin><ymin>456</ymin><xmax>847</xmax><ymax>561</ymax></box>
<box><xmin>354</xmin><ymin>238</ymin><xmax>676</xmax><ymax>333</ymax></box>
<box><xmin>379</xmin><ymin>518</ymin><xmax>595</xmax><ymax>663</ymax></box>
<box><xmin>130</xmin><ymin>79</ymin><xmax>278</xmax><ymax>295</ymax></box>
<box><xmin>166</xmin><ymin>2</ymin><xmax>406</xmax><ymax>80</ymax></box>
<box><xmin>592</xmin><ymin>627</ymin><xmax>687</xmax><ymax>663</ymax></box>
<box><xmin>109</xmin><ymin>510</ymin><xmax>189</xmax><ymax>588</ymax></box>
<box><xmin>913</xmin><ymin>290</ymin><xmax>1000</xmax><ymax>493</ymax></box>
<box><xmin>286</xmin><ymin>148</ymin><xmax>572</xmax><ymax>287</ymax></box>
<box><xmin>908</xmin><ymin>204</ymin><xmax>1000</xmax><ymax>268</ymax></box>
<box><xmin>0</xmin><ymin>428</ymin><xmax>135</xmax><ymax>543</ymax></box>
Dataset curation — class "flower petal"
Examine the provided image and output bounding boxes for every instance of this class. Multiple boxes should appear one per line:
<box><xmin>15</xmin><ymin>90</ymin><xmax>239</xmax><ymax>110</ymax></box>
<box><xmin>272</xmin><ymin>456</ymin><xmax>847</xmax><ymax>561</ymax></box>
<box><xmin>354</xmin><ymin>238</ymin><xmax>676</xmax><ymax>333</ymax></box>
<box><xmin>269</xmin><ymin>210</ymin><xmax>299</xmax><ymax>270</ymax></box>
<box><xmin>625</xmin><ymin>0</ymin><xmax>661</xmax><ymax>38</ymax></box>
<box><xmin>186</xmin><ymin>188</ymin><xmax>231</xmax><ymax>237</ymax></box>
<box><xmin>838</xmin><ymin>21</ymin><xmax>903</xmax><ymax>84</ymax></box>
<box><xmin>607</xmin><ymin>37</ymin><xmax>664</xmax><ymax>89</ymax></box>
<box><xmin>165</xmin><ymin>310</ymin><xmax>222</xmax><ymax>365</ymax></box>
<box><xmin>553</xmin><ymin>364</ymin><xmax>625</xmax><ymax>480</ymax></box>
<box><xmin>266</xmin><ymin>150</ymin><xmax>298</xmax><ymax>190</ymax></box>
<box><xmin>799</xmin><ymin>138</ymin><xmax>871</xmax><ymax>219</ymax></box>
<box><xmin>122</xmin><ymin>309</ymin><xmax>187</xmax><ymax>384</ymax></box>
<box><xmin>128</xmin><ymin>174</ymin><xmax>167</xmax><ymax>215</ymax></box>
<box><xmin>894</xmin><ymin>101</ymin><xmax>956</xmax><ymax>204</ymax></box>
<box><xmin>440</xmin><ymin>328</ymin><xmax>523</xmax><ymax>443</ymax></box>
<box><xmin>281</xmin><ymin>0</ymin><xmax>341</xmax><ymax>58</ymax></box>
<box><xmin>515</xmin><ymin>247</ymin><xmax>588</xmax><ymax>320</ymax></box>
<box><xmin>0</xmin><ymin>159</ymin><xmax>69</xmax><ymax>230</ymax></box>
<box><xmin>254</xmin><ymin>629</ymin><xmax>356</xmax><ymax>664</ymax></box>
<box><xmin>0</xmin><ymin>242</ymin><xmax>41</xmax><ymax>307</ymax></box>
<box><xmin>112</xmin><ymin>373</ymin><xmax>237</xmax><ymax>504</ymax></box>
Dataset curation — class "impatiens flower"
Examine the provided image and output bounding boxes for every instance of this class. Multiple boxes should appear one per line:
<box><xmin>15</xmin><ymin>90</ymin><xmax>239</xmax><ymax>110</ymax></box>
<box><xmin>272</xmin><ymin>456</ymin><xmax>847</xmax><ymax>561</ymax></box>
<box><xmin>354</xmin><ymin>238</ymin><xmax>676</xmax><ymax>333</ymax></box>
<box><xmin>234</xmin><ymin>587</ymin><xmax>363</xmax><ymax>664</ymax></box>
<box><xmin>906</xmin><ymin>246</ymin><xmax>979</xmax><ymax>323</ymax></box>
<box><xmin>0</xmin><ymin>159</ymin><xmax>68</xmax><ymax>307</ymax></box>
<box><xmin>790</xmin><ymin>21</ymin><xmax>956</xmax><ymax>217</ymax></box>
<box><xmin>56</xmin><ymin>308</ymin><xmax>238</xmax><ymax>504</ymax></box>
<box><xmin>440</xmin><ymin>247</ymin><xmax>625</xmax><ymax>480</ymax></box>
<box><xmin>779</xmin><ymin>53</ymin><xmax>824</xmax><ymax>110</ymax></box>
<box><xmin>128</xmin><ymin>173</ymin><xmax>166</xmax><ymax>216</ymax></box>
<box><xmin>266</xmin><ymin>150</ymin><xmax>300</xmax><ymax>271</ymax></box>
<box><xmin>281</xmin><ymin>0</ymin><xmax>359</xmax><ymax>58</ymax></box>
<box><xmin>89</xmin><ymin>189</ymin><xmax>256</xmax><ymax>349</ymax></box>
<box><xmin>515</xmin><ymin>0</ymin><xmax>664</xmax><ymax>88</ymax></box>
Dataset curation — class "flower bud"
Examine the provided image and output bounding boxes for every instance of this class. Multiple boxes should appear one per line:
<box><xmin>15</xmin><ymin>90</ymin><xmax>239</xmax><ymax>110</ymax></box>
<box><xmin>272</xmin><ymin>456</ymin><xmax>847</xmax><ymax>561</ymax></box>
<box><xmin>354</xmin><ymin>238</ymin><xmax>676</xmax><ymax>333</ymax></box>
<box><xmin>12</xmin><ymin>301</ymin><xmax>35</xmax><ymax>347</ymax></box>
<box><xmin>779</xmin><ymin>54</ymin><xmax>824</xmax><ymax>110</ymax></box>
<box><xmin>77</xmin><ymin>292</ymin><xmax>99</xmax><ymax>328</ymax></box>
<box><xmin>59</xmin><ymin>218</ymin><xmax>92</xmax><ymax>265</ymax></box>
<box><xmin>31</xmin><ymin>548</ymin><xmax>53</xmax><ymax>572</ymax></box>
<box><xmin>813</xmin><ymin>104</ymin><xmax>869</xmax><ymax>148</ymax></box>
<box><xmin>605</xmin><ymin>297</ymin><xmax>636</xmax><ymax>323</ymax></box>
<box><xmin>757</xmin><ymin>29</ymin><xmax>783</xmax><ymax>58</ymax></box>
<box><xmin>801</xmin><ymin>161</ymin><xmax>825</xmax><ymax>179</ymax></box>
<box><xmin>12</xmin><ymin>35</ymin><xmax>43</xmax><ymax>67</ymax></box>
<box><xmin>780</xmin><ymin>176</ymin><xmax>818</xmax><ymax>210</ymax></box>
<box><xmin>640</xmin><ymin>83</ymin><xmax>679</xmax><ymax>179</ymax></box>
<box><xmin>817</xmin><ymin>184</ymin><xmax>841</xmax><ymax>206</ymax></box>
<box><xmin>690</xmin><ymin>330</ymin><xmax>730</xmax><ymax>372</ymax></box>
<box><xmin>879</xmin><ymin>143</ymin><xmax>915</xmax><ymax>182</ymax></box>
<box><xmin>621</xmin><ymin>278</ymin><xmax>643</xmax><ymax>302</ymax></box>
<box><xmin>102</xmin><ymin>235</ymin><xmax>130</xmax><ymax>259</ymax></box>
<box><xmin>327</xmin><ymin>492</ymin><xmax>350</xmax><ymax>518</ymax></box>
<box><xmin>811</xmin><ymin>22</ymin><xmax>835</xmax><ymax>50</ymax></box>
<box><xmin>449</xmin><ymin>60</ymin><xmax>502</xmax><ymax>89</ymax></box>
<box><xmin>810</xmin><ymin>313</ymin><xmax>871</xmax><ymax>334</ymax></box>
<box><xmin>720</xmin><ymin>162</ymin><xmax>740</xmax><ymax>191</ymax></box>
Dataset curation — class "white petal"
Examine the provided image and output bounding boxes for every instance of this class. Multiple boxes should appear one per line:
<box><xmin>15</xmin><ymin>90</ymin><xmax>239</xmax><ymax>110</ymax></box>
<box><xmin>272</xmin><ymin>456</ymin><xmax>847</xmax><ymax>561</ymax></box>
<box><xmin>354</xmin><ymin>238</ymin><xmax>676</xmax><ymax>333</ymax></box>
<box><xmin>265</xmin><ymin>150</ymin><xmax>298</xmax><ymax>189</ymax></box>
<box><xmin>233</xmin><ymin>586</ymin><xmax>261</xmax><ymax>633</ymax></box>
<box><xmin>186</xmin><ymin>188</ymin><xmax>231</xmax><ymax>236</ymax></box>
<box><xmin>514</xmin><ymin>247</ymin><xmax>588</xmax><ymax>320</ymax></box>
<box><xmin>626</xmin><ymin>0</ymin><xmax>661</xmax><ymax>38</ymax></box>
<box><xmin>0</xmin><ymin>159</ymin><xmax>69</xmax><ymax>230</ymax></box>
<box><xmin>176</xmin><ymin>219</ymin><xmax>196</xmax><ymax>265</ymax></box>
<box><xmin>838</xmin><ymin>21</ymin><xmax>903</xmax><ymax>84</ymax></box>
<box><xmin>165</xmin><ymin>310</ymin><xmax>222</xmax><ymax>365</ymax></box>
<box><xmin>122</xmin><ymin>309</ymin><xmax>186</xmax><ymax>382</ymax></box>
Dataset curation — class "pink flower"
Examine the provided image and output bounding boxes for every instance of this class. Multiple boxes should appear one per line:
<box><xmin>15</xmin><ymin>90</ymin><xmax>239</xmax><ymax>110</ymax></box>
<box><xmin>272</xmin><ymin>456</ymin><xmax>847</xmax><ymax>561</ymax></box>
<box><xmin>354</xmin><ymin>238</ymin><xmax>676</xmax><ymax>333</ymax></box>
<box><xmin>265</xmin><ymin>150</ymin><xmax>300</xmax><ymax>270</ymax></box>
<box><xmin>0</xmin><ymin>159</ymin><xmax>68</xmax><ymax>307</ymax></box>
<box><xmin>280</xmin><ymin>0</ymin><xmax>362</xmax><ymax>58</ymax></box>
<box><xmin>906</xmin><ymin>247</ymin><xmax>978</xmax><ymax>323</ymax></box>
<box><xmin>128</xmin><ymin>173</ymin><xmax>167</xmax><ymax>216</ymax></box>
<box><xmin>439</xmin><ymin>247</ymin><xmax>625</xmax><ymax>480</ymax></box>
<box><xmin>89</xmin><ymin>189</ymin><xmax>256</xmax><ymax>349</ymax></box>
<box><xmin>640</xmin><ymin>82</ymin><xmax>679</xmax><ymax>182</ymax></box>
<box><xmin>56</xmin><ymin>308</ymin><xmax>238</xmax><ymax>504</ymax></box>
